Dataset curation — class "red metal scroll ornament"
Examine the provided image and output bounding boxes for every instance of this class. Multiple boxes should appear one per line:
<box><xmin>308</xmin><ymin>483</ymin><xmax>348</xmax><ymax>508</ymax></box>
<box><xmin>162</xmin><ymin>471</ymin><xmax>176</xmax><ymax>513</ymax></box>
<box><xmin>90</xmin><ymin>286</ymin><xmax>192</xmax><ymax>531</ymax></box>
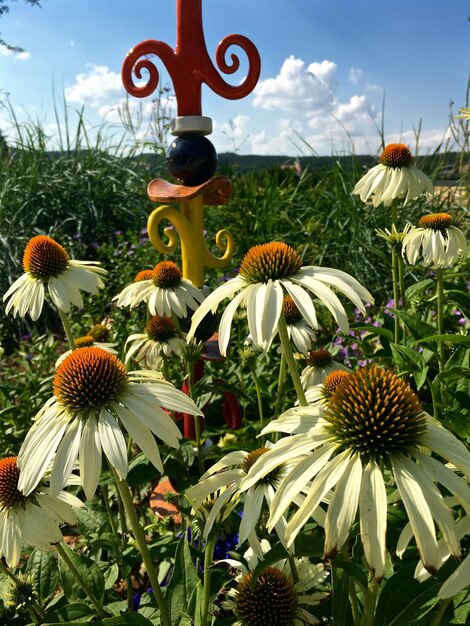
<box><xmin>121</xmin><ymin>0</ymin><xmax>261</xmax><ymax>116</ymax></box>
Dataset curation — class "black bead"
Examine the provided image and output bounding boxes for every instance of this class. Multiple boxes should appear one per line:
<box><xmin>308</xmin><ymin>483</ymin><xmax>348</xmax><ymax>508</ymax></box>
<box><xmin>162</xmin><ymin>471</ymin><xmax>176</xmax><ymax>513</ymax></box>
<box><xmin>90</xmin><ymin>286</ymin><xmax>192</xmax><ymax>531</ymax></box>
<box><xmin>166</xmin><ymin>134</ymin><xmax>218</xmax><ymax>186</ymax></box>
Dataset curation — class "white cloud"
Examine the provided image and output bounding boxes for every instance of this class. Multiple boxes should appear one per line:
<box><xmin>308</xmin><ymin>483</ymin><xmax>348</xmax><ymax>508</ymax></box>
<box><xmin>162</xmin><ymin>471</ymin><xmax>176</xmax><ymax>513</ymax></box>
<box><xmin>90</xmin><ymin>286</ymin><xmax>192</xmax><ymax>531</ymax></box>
<box><xmin>212</xmin><ymin>115</ymin><xmax>253</xmax><ymax>153</ymax></box>
<box><xmin>253</xmin><ymin>56</ymin><xmax>337</xmax><ymax>113</ymax></box>
<box><xmin>348</xmin><ymin>67</ymin><xmax>363</xmax><ymax>84</ymax></box>
<box><xmin>385</xmin><ymin>127</ymin><xmax>454</xmax><ymax>154</ymax></box>
<box><xmin>0</xmin><ymin>44</ymin><xmax>31</xmax><ymax>60</ymax></box>
<box><xmin>65</xmin><ymin>64</ymin><xmax>125</xmax><ymax>107</ymax></box>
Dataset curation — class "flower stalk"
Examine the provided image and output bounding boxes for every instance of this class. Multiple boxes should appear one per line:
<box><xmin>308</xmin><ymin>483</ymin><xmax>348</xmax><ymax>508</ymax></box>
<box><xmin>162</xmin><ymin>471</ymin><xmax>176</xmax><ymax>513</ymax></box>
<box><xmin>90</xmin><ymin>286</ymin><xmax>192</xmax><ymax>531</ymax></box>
<box><xmin>362</xmin><ymin>577</ymin><xmax>379</xmax><ymax>626</ymax></box>
<box><xmin>277</xmin><ymin>312</ymin><xmax>307</xmax><ymax>406</ymax></box>
<box><xmin>112</xmin><ymin>469</ymin><xmax>172</xmax><ymax>626</ymax></box>
<box><xmin>436</xmin><ymin>268</ymin><xmax>445</xmax><ymax>373</ymax></box>
<box><xmin>248</xmin><ymin>359</ymin><xmax>265</xmax><ymax>432</ymax></box>
<box><xmin>58</xmin><ymin>308</ymin><xmax>76</xmax><ymax>351</ymax></box>
<box><xmin>200</xmin><ymin>535</ymin><xmax>217</xmax><ymax>626</ymax></box>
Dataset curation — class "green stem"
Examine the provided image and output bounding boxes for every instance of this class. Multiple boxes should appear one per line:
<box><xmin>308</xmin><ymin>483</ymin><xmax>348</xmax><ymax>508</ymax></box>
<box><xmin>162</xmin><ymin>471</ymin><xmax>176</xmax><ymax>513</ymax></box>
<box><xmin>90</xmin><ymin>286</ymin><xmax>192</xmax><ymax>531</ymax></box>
<box><xmin>349</xmin><ymin>578</ymin><xmax>361</xmax><ymax>626</ymax></box>
<box><xmin>277</xmin><ymin>313</ymin><xmax>307</xmax><ymax>406</ymax></box>
<box><xmin>28</xmin><ymin>607</ymin><xmax>39</xmax><ymax>624</ymax></box>
<box><xmin>201</xmin><ymin>536</ymin><xmax>217</xmax><ymax>626</ymax></box>
<box><xmin>56</xmin><ymin>543</ymin><xmax>107</xmax><ymax>618</ymax></box>
<box><xmin>186</xmin><ymin>361</ymin><xmax>204</xmax><ymax>476</ymax></box>
<box><xmin>430</xmin><ymin>597</ymin><xmax>452</xmax><ymax>626</ymax></box>
<box><xmin>397</xmin><ymin>253</ymin><xmax>407</xmax><ymax>343</ymax></box>
<box><xmin>102</xmin><ymin>484</ymin><xmax>118</xmax><ymax>536</ymax></box>
<box><xmin>161</xmin><ymin>352</ymin><xmax>171</xmax><ymax>380</ymax></box>
<box><xmin>102</xmin><ymin>483</ymin><xmax>133</xmax><ymax>611</ymax></box>
<box><xmin>111</xmin><ymin>468</ymin><xmax>172</xmax><ymax>626</ymax></box>
<box><xmin>248</xmin><ymin>361</ymin><xmax>265</xmax><ymax>433</ymax></box>
<box><xmin>391</xmin><ymin>249</ymin><xmax>400</xmax><ymax>344</ymax></box>
<box><xmin>362</xmin><ymin>577</ymin><xmax>379</xmax><ymax>626</ymax></box>
<box><xmin>58</xmin><ymin>308</ymin><xmax>76</xmax><ymax>350</ymax></box>
<box><xmin>436</xmin><ymin>268</ymin><xmax>445</xmax><ymax>373</ymax></box>
<box><xmin>274</xmin><ymin>352</ymin><xmax>287</xmax><ymax>420</ymax></box>
<box><xmin>427</xmin><ymin>374</ymin><xmax>441</xmax><ymax>420</ymax></box>
<box><xmin>288</xmin><ymin>555</ymin><xmax>299</xmax><ymax>584</ymax></box>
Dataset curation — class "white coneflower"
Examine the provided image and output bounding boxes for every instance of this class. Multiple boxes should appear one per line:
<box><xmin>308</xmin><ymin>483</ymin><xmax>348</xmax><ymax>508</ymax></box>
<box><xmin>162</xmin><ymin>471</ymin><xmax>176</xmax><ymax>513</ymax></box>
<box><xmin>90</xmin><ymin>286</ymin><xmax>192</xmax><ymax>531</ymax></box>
<box><xmin>300</xmin><ymin>348</ymin><xmax>350</xmax><ymax>389</ymax></box>
<box><xmin>402</xmin><ymin>213</ymin><xmax>467</xmax><ymax>269</ymax></box>
<box><xmin>114</xmin><ymin>261</ymin><xmax>204</xmax><ymax>317</ymax></box>
<box><xmin>0</xmin><ymin>456</ymin><xmax>82</xmax><ymax>567</ymax></box>
<box><xmin>3</xmin><ymin>235</ymin><xmax>106</xmax><ymax>321</ymax></box>
<box><xmin>111</xmin><ymin>269</ymin><xmax>154</xmax><ymax>309</ymax></box>
<box><xmin>353</xmin><ymin>144</ymin><xmax>433</xmax><ymax>207</ymax></box>
<box><xmin>241</xmin><ymin>366</ymin><xmax>470</xmax><ymax>580</ymax></box>
<box><xmin>186</xmin><ymin>447</ymin><xmax>310</xmax><ymax>555</ymax></box>
<box><xmin>18</xmin><ymin>347</ymin><xmax>202</xmax><ymax>500</ymax></box>
<box><xmin>125</xmin><ymin>315</ymin><xmax>186</xmax><ymax>369</ymax></box>
<box><xmin>187</xmin><ymin>242</ymin><xmax>373</xmax><ymax>356</ymax></box>
<box><xmin>222</xmin><ymin>542</ymin><xmax>329</xmax><ymax>626</ymax></box>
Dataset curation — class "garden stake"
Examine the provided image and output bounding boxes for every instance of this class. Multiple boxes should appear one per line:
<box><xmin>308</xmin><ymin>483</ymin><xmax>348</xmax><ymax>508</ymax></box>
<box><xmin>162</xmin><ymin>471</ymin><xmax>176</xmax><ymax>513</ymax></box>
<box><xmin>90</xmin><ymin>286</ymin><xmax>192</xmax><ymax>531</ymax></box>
<box><xmin>121</xmin><ymin>0</ymin><xmax>260</xmax><ymax>288</ymax></box>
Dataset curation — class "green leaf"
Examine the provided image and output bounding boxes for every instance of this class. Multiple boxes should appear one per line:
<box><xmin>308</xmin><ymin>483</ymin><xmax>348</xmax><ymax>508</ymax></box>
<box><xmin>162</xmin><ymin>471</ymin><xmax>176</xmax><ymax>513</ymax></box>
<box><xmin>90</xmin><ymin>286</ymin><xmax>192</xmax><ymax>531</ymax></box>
<box><xmin>447</xmin><ymin>289</ymin><xmax>470</xmax><ymax>318</ymax></box>
<box><xmin>405</xmin><ymin>278</ymin><xmax>434</xmax><ymax>301</ymax></box>
<box><xmin>435</xmin><ymin>367</ymin><xmax>470</xmax><ymax>385</ymax></box>
<box><xmin>126</xmin><ymin>453</ymin><xmax>159</xmax><ymax>487</ymax></box>
<box><xmin>391</xmin><ymin>309</ymin><xmax>437</xmax><ymax>342</ymax></box>
<box><xmin>185</xmin><ymin>581</ymin><xmax>204</xmax><ymax>626</ymax></box>
<box><xmin>374</xmin><ymin>563</ymin><xmax>441</xmax><ymax>626</ymax></box>
<box><xmin>351</xmin><ymin>323</ymin><xmax>393</xmax><ymax>342</ymax></box>
<box><xmin>25</xmin><ymin>548</ymin><xmax>59</xmax><ymax>602</ymax></box>
<box><xmin>58</xmin><ymin>543</ymin><xmax>105</xmax><ymax>606</ymax></box>
<box><xmin>452</xmin><ymin>589</ymin><xmax>470</xmax><ymax>624</ymax></box>
<box><xmin>102</xmin><ymin>615</ymin><xmax>156</xmax><ymax>625</ymax></box>
<box><xmin>44</xmin><ymin>622</ymin><xmax>93</xmax><ymax>626</ymax></box>
<box><xmin>103</xmin><ymin>562</ymin><xmax>120</xmax><ymax>590</ymax></box>
<box><xmin>415</xmin><ymin>334</ymin><xmax>470</xmax><ymax>346</ymax></box>
<box><xmin>390</xmin><ymin>343</ymin><xmax>428</xmax><ymax>389</ymax></box>
<box><xmin>293</xmin><ymin>531</ymin><xmax>324</xmax><ymax>558</ymax></box>
<box><xmin>165</xmin><ymin>535</ymin><xmax>200</xmax><ymax>625</ymax></box>
<box><xmin>331</xmin><ymin>560</ymin><xmax>353</xmax><ymax>626</ymax></box>
<box><xmin>43</xmin><ymin>602</ymin><xmax>95</xmax><ymax>624</ymax></box>
<box><xmin>332</xmin><ymin>559</ymin><xmax>368</xmax><ymax>591</ymax></box>
<box><xmin>75</xmin><ymin>505</ymin><xmax>110</xmax><ymax>536</ymax></box>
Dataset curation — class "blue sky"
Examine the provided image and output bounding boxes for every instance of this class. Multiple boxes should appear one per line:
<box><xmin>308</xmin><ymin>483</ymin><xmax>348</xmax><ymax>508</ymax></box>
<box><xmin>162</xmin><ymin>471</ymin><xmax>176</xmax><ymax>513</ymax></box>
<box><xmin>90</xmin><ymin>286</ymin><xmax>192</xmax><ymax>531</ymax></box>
<box><xmin>1</xmin><ymin>0</ymin><xmax>469</xmax><ymax>156</ymax></box>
